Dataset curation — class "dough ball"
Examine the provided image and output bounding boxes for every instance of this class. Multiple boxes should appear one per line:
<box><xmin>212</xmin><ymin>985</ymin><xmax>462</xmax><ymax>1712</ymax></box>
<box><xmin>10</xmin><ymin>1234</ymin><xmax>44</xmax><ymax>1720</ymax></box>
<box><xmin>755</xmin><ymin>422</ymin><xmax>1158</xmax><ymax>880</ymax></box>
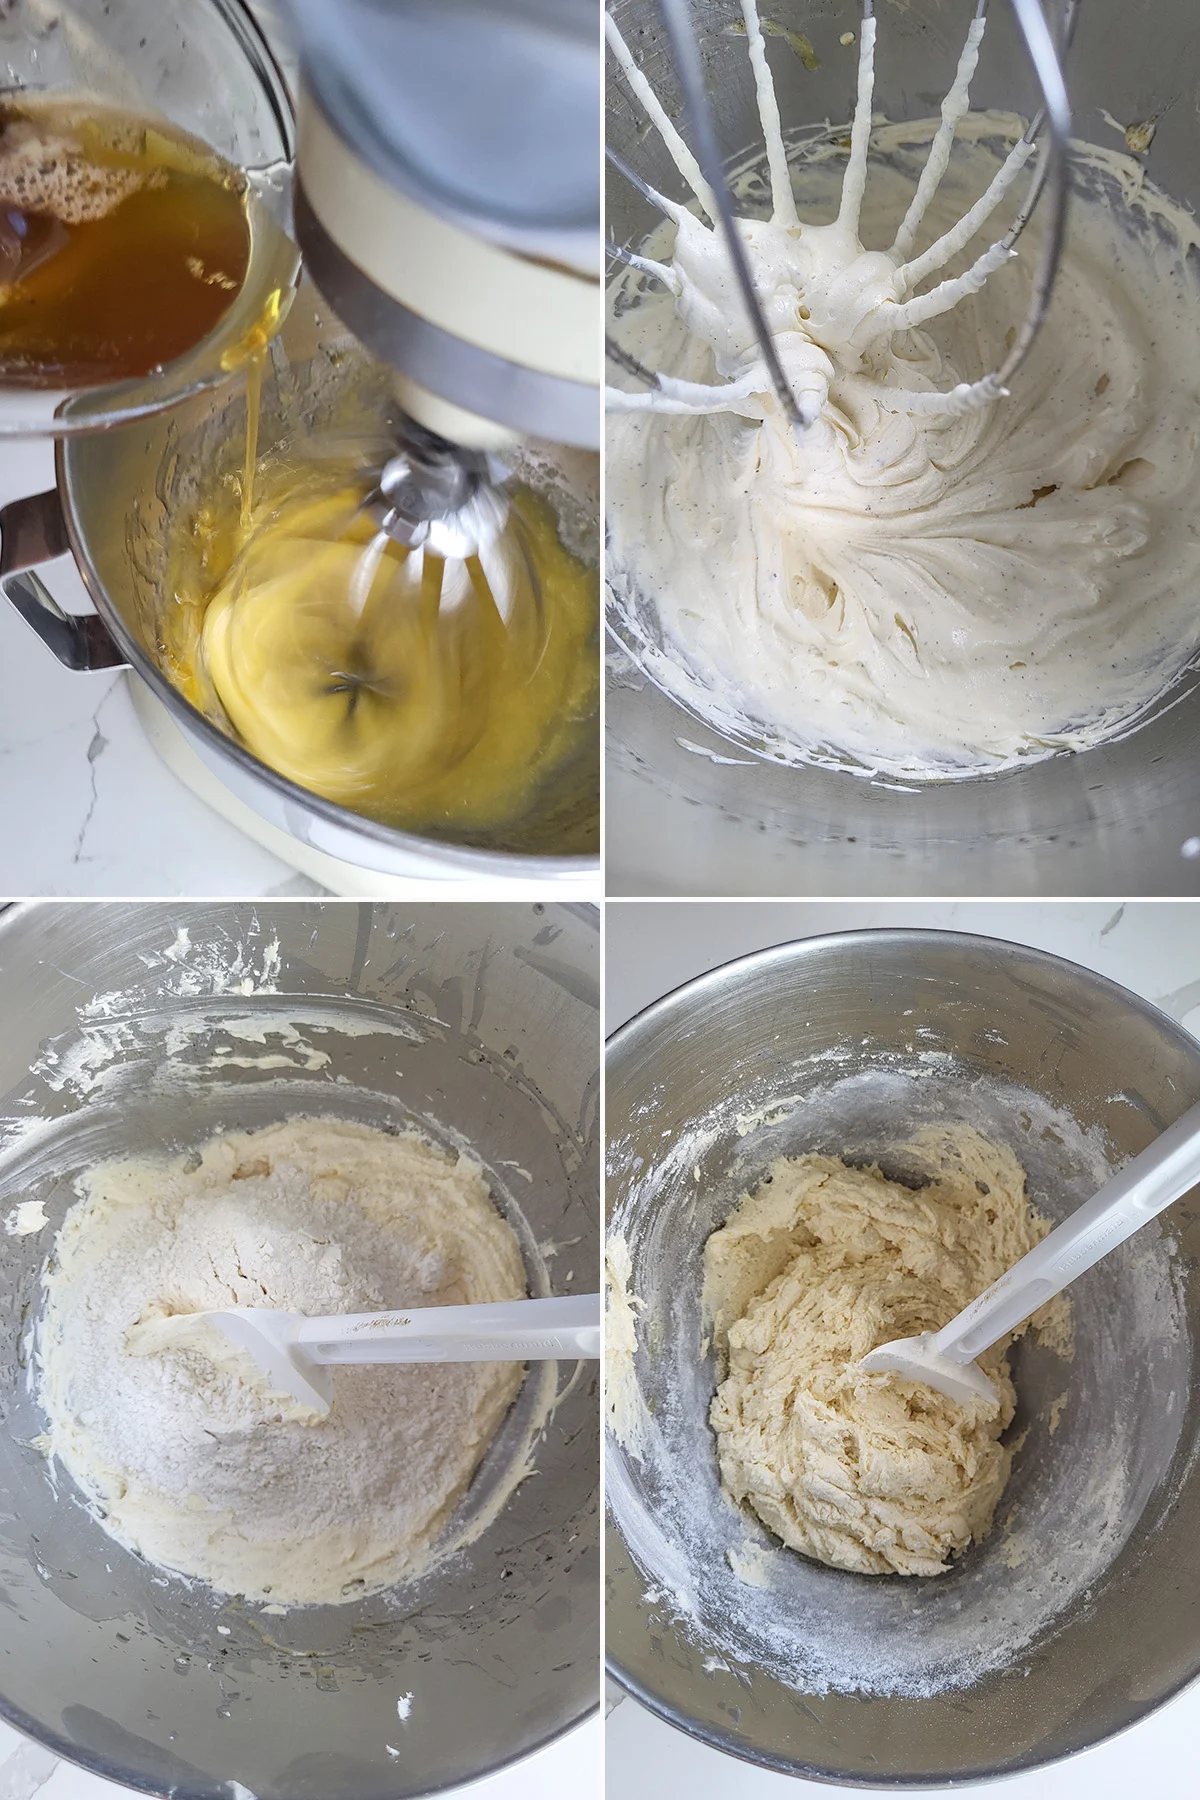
<box><xmin>705</xmin><ymin>1126</ymin><xmax>1065</xmax><ymax>1576</ymax></box>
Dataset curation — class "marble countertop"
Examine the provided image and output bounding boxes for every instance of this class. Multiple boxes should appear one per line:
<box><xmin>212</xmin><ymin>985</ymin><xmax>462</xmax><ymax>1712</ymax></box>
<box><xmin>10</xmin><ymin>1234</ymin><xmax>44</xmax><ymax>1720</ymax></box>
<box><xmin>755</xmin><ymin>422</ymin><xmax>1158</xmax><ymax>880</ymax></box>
<box><xmin>605</xmin><ymin>899</ymin><xmax>1200</xmax><ymax>1800</ymax></box>
<box><xmin>0</xmin><ymin>439</ymin><xmax>321</xmax><ymax>899</ymax></box>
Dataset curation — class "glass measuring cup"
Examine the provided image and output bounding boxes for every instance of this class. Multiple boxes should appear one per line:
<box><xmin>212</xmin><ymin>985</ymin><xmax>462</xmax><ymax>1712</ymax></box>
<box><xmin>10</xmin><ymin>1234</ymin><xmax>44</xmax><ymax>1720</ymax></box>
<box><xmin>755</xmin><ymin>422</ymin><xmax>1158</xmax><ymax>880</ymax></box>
<box><xmin>0</xmin><ymin>0</ymin><xmax>297</xmax><ymax>436</ymax></box>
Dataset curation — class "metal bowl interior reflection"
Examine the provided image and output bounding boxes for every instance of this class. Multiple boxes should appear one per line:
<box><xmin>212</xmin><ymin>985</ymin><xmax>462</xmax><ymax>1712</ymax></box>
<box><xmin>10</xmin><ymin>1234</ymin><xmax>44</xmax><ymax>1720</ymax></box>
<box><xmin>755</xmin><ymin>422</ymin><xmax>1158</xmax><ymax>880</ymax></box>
<box><xmin>0</xmin><ymin>900</ymin><xmax>599</xmax><ymax>1800</ymax></box>
<box><xmin>606</xmin><ymin>929</ymin><xmax>1200</xmax><ymax>1785</ymax></box>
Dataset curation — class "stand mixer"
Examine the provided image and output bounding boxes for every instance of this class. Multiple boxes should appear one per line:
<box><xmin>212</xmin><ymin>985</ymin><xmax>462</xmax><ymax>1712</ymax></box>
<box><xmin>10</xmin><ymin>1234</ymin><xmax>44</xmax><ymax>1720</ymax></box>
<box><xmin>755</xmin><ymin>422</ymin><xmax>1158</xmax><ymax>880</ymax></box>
<box><xmin>0</xmin><ymin>0</ymin><xmax>601</xmax><ymax>894</ymax></box>
<box><xmin>284</xmin><ymin>0</ymin><xmax>600</xmax><ymax>619</ymax></box>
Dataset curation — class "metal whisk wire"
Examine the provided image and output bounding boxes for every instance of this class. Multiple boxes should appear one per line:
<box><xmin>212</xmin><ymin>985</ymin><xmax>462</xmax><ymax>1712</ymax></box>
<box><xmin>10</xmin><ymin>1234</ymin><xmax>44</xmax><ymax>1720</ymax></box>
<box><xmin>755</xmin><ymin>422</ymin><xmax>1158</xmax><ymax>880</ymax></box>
<box><xmin>656</xmin><ymin>0</ymin><xmax>808</xmax><ymax>429</ymax></box>
<box><xmin>605</xmin><ymin>0</ymin><xmax>1076</xmax><ymax>424</ymax></box>
<box><xmin>366</xmin><ymin>424</ymin><xmax>545</xmax><ymax>644</ymax></box>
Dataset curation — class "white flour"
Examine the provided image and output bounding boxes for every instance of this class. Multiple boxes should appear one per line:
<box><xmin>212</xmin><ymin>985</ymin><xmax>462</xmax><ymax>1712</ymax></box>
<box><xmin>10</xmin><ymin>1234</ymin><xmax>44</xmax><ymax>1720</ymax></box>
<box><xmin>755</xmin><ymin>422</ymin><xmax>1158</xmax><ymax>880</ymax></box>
<box><xmin>37</xmin><ymin>1116</ymin><xmax>527</xmax><ymax>1606</ymax></box>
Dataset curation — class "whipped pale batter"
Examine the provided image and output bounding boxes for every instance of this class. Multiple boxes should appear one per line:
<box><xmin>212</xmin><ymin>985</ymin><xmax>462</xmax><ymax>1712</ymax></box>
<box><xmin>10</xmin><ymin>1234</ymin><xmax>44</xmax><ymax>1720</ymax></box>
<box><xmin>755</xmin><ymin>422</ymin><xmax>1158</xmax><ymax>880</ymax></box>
<box><xmin>37</xmin><ymin>1118</ymin><xmax>527</xmax><ymax>1605</ymax></box>
<box><xmin>703</xmin><ymin>1126</ymin><xmax>1069</xmax><ymax>1577</ymax></box>
<box><xmin>162</xmin><ymin>443</ymin><xmax>599</xmax><ymax>856</ymax></box>
<box><xmin>606</xmin><ymin>7</ymin><xmax>1200</xmax><ymax>776</ymax></box>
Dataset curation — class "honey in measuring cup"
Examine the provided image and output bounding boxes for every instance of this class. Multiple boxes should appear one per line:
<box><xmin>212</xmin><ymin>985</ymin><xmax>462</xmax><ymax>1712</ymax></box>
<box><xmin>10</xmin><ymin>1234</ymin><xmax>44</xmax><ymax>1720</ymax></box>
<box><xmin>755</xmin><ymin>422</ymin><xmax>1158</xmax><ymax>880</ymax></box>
<box><xmin>0</xmin><ymin>96</ymin><xmax>256</xmax><ymax>389</ymax></box>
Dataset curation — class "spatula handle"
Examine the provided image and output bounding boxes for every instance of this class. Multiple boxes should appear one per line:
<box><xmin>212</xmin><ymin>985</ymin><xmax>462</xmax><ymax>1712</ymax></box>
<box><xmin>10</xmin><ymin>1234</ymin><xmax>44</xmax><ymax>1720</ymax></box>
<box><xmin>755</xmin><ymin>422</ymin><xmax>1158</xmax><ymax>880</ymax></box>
<box><xmin>934</xmin><ymin>1098</ymin><xmax>1200</xmax><ymax>1364</ymax></box>
<box><xmin>296</xmin><ymin>1293</ymin><xmax>601</xmax><ymax>1365</ymax></box>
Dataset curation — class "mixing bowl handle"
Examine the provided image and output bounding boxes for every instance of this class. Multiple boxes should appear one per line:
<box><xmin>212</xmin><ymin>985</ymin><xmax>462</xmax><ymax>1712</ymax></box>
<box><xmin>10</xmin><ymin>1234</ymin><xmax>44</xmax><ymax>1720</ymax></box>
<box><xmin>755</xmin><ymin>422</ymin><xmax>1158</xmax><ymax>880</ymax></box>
<box><xmin>0</xmin><ymin>490</ymin><xmax>128</xmax><ymax>672</ymax></box>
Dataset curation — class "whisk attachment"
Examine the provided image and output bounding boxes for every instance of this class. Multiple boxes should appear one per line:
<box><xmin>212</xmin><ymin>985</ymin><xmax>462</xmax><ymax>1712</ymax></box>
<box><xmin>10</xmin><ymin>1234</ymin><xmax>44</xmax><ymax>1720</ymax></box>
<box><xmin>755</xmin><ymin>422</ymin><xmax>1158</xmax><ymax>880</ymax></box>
<box><xmin>606</xmin><ymin>0</ymin><xmax>1075</xmax><ymax>427</ymax></box>
<box><xmin>605</xmin><ymin>334</ymin><xmax>660</xmax><ymax>388</ymax></box>
<box><xmin>989</xmin><ymin>0</ymin><xmax>1075</xmax><ymax>393</ymax></box>
<box><xmin>605</xmin><ymin>329</ymin><xmax>774</xmax><ymax>417</ymax></box>
<box><xmin>196</xmin><ymin>424</ymin><xmax>568</xmax><ymax>817</ymax></box>
<box><xmin>624</xmin><ymin>0</ymin><xmax>811</xmax><ymax>430</ymax></box>
<box><xmin>368</xmin><ymin>422</ymin><xmax>543</xmax><ymax>632</ymax></box>
<box><xmin>882</xmin><ymin>0</ymin><xmax>1076</xmax><ymax>413</ymax></box>
<box><xmin>372</xmin><ymin>423</ymin><xmax>508</xmax><ymax>555</ymax></box>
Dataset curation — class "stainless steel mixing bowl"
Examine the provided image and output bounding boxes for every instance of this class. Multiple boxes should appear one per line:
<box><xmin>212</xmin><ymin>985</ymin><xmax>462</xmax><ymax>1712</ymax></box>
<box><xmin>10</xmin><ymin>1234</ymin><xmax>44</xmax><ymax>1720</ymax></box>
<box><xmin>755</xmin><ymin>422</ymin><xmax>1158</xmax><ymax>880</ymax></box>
<box><xmin>0</xmin><ymin>900</ymin><xmax>599</xmax><ymax>1799</ymax></box>
<box><xmin>607</xmin><ymin>929</ymin><xmax>1200</xmax><ymax>1784</ymax></box>
<box><xmin>606</xmin><ymin>0</ymin><xmax>1200</xmax><ymax>896</ymax></box>
<box><xmin>0</xmin><ymin>290</ymin><xmax>601</xmax><ymax>883</ymax></box>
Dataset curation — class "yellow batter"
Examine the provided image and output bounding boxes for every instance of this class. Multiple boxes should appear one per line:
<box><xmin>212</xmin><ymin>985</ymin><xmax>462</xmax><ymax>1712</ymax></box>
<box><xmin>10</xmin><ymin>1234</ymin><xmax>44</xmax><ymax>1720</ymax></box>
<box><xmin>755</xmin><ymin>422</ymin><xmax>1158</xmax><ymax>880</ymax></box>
<box><xmin>704</xmin><ymin>1126</ymin><xmax>1070</xmax><ymax>1577</ymax></box>
<box><xmin>162</xmin><ymin>451</ymin><xmax>598</xmax><ymax>855</ymax></box>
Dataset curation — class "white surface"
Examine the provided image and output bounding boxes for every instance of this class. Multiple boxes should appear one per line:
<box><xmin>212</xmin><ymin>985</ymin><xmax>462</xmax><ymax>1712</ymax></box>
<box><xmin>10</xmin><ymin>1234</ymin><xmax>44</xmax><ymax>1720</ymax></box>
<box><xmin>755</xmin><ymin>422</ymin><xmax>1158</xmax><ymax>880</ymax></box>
<box><xmin>605</xmin><ymin>901</ymin><xmax>1200</xmax><ymax>1038</ymax></box>
<box><xmin>0</xmin><ymin>1712</ymin><xmax>601</xmax><ymax>1800</ymax></box>
<box><xmin>605</xmin><ymin>899</ymin><xmax>1200</xmax><ymax>1799</ymax></box>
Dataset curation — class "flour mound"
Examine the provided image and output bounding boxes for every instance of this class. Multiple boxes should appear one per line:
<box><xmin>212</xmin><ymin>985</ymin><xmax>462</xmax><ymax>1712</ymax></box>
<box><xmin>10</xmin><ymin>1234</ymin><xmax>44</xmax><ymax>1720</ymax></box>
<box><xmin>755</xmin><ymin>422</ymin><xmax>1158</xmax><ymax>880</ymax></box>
<box><xmin>704</xmin><ymin>1125</ymin><xmax>1068</xmax><ymax>1577</ymax></box>
<box><xmin>37</xmin><ymin>1117</ymin><xmax>527</xmax><ymax>1605</ymax></box>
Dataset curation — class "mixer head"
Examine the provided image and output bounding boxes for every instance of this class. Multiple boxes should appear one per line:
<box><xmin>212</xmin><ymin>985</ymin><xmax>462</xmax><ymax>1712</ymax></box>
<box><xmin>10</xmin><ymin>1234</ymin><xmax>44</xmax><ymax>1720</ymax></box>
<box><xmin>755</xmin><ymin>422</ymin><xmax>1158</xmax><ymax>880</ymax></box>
<box><xmin>605</xmin><ymin>0</ymin><xmax>1076</xmax><ymax>431</ymax></box>
<box><xmin>283</xmin><ymin>0</ymin><xmax>601</xmax><ymax>453</ymax></box>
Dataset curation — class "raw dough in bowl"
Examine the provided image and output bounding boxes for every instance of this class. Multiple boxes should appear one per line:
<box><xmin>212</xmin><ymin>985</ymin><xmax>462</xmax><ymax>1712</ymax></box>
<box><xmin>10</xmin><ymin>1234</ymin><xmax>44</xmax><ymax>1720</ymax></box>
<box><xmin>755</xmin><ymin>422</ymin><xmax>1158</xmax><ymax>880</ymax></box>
<box><xmin>704</xmin><ymin>1125</ymin><xmax>1070</xmax><ymax>1576</ymax></box>
<box><xmin>37</xmin><ymin>1116</ymin><xmax>527</xmax><ymax>1606</ymax></box>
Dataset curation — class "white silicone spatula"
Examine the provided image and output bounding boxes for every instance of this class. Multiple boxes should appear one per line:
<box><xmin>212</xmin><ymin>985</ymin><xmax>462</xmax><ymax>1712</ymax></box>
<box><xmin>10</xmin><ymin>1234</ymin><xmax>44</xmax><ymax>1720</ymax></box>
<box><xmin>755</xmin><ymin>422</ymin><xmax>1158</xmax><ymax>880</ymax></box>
<box><xmin>128</xmin><ymin>1293</ymin><xmax>600</xmax><ymax>1417</ymax></box>
<box><xmin>859</xmin><ymin>1099</ymin><xmax>1200</xmax><ymax>1408</ymax></box>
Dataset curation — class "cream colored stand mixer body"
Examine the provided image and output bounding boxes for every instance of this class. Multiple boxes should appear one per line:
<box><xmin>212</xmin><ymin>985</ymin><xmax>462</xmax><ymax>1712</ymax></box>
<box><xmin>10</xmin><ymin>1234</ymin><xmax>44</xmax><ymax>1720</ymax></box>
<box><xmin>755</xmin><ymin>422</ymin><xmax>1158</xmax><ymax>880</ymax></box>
<box><xmin>291</xmin><ymin>0</ymin><xmax>599</xmax><ymax>452</ymax></box>
<box><xmin>288</xmin><ymin>0</ymin><xmax>599</xmax><ymax>558</ymax></box>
